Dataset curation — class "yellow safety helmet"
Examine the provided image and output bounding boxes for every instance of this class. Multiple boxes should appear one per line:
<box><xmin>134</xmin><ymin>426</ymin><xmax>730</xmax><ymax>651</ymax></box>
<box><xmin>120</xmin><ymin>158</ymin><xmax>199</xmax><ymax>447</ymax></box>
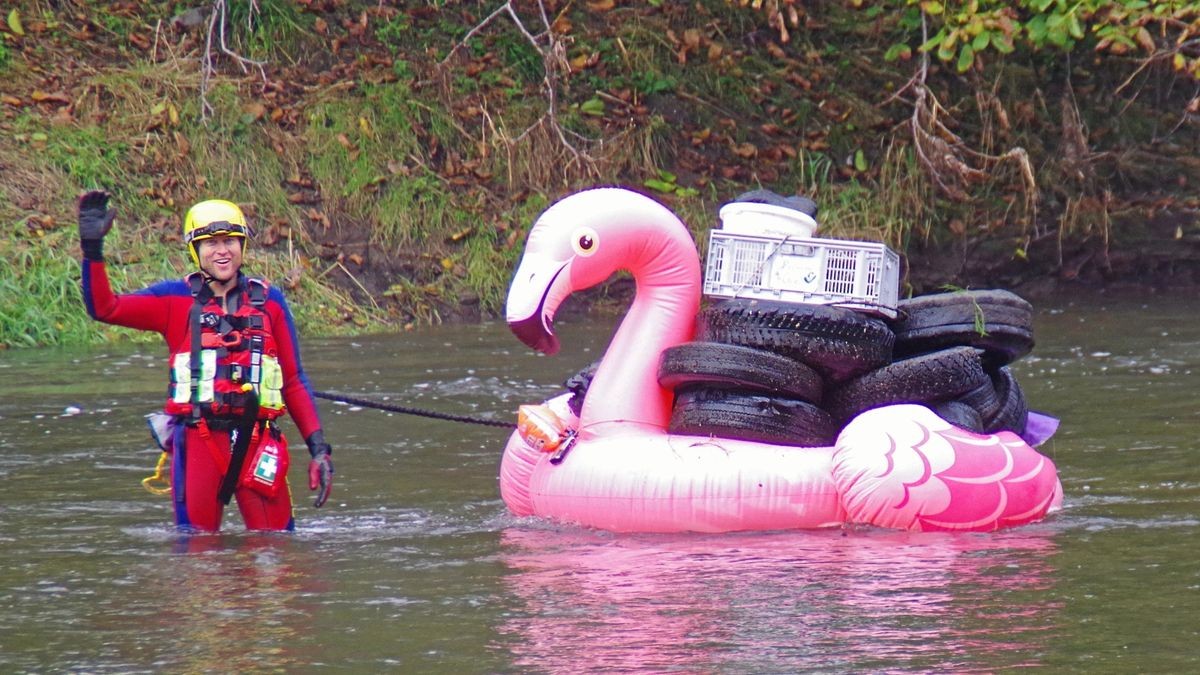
<box><xmin>183</xmin><ymin>199</ymin><xmax>251</xmax><ymax>267</ymax></box>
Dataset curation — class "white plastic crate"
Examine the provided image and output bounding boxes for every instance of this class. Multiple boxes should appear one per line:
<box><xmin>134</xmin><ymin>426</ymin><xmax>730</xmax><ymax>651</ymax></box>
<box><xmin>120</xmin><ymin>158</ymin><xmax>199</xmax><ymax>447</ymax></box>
<box><xmin>703</xmin><ymin>230</ymin><xmax>901</xmax><ymax>319</ymax></box>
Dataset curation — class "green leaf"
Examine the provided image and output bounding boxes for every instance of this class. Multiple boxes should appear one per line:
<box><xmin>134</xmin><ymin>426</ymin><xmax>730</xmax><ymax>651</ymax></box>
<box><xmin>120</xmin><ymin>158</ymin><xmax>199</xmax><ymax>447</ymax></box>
<box><xmin>643</xmin><ymin>178</ymin><xmax>676</xmax><ymax>194</ymax></box>
<box><xmin>884</xmin><ymin>43</ymin><xmax>912</xmax><ymax>62</ymax></box>
<box><xmin>919</xmin><ymin>29</ymin><xmax>946</xmax><ymax>53</ymax></box>
<box><xmin>579</xmin><ymin>97</ymin><xmax>605</xmax><ymax>117</ymax></box>
<box><xmin>1049</xmin><ymin>27</ymin><xmax>1069</xmax><ymax>48</ymax></box>
<box><xmin>7</xmin><ymin>8</ymin><xmax>24</xmax><ymax>36</ymax></box>
<box><xmin>956</xmin><ymin>44</ymin><xmax>975</xmax><ymax>72</ymax></box>
<box><xmin>1026</xmin><ymin>16</ymin><xmax>1048</xmax><ymax>45</ymax></box>
<box><xmin>972</xmin><ymin>31</ymin><xmax>990</xmax><ymax>51</ymax></box>
<box><xmin>853</xmin><ymin>149</ymin><xmax>868</xmax><ymax>172</ymax></box>
<box><xmin>657</xmin><ymin>169</ymin><xmax>678</xmax><ymax>183</ymax></box>
<box><xmin>1068</xmin><ymin>15</ymin><xmax>1083</xmax><ymax>40</ymax></box>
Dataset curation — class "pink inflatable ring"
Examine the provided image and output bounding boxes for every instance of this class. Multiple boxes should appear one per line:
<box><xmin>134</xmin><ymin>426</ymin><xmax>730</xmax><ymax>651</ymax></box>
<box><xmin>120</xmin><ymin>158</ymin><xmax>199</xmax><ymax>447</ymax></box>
<box><xmin>500</xmin><ymin>187</ymin><xmax>1062</xmax><ymax>533</ymax></box>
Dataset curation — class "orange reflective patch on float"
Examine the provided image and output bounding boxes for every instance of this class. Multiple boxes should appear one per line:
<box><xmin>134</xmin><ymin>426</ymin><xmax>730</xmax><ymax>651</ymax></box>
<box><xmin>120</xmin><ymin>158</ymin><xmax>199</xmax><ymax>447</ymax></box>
<box><xmin>517</xmin><ymin>404</ymin><xmax>569</xmax><ymax>452</ymax></box>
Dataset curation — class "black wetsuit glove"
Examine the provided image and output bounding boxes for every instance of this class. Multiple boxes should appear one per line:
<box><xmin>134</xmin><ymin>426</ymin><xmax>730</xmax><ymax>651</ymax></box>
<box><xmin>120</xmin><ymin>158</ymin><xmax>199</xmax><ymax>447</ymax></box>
<box><xmin>77</xmin><ymin>190</ymin><xmax>116</xmax><ymax>261</ymax></box>
<box><xmin>306</xmin><ymin>430</ymin><xmax>335</xmax><ymax>508</ymax></box>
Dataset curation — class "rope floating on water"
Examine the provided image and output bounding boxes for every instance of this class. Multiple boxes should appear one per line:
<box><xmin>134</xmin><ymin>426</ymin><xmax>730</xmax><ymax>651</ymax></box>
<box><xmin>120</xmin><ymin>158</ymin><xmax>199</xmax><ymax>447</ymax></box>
<box><xmin>313</xmin><ymin>390</ymin><xmax>515</xmax><ymax>429</ymax></box>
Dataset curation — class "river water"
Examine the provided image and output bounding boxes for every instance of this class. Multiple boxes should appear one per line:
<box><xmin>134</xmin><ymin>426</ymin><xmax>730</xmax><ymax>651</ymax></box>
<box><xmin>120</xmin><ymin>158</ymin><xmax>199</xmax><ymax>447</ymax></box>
<box><xmin>1</xmin><ymin>294</ymin><xmax>1197</xmax><ymax>672</ymax></box>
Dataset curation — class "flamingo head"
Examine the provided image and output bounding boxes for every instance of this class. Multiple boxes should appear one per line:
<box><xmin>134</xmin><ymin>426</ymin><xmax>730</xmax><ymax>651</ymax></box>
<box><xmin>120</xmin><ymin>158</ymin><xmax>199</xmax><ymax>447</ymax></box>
<box><xmin>505</xmin><ymin>187</ymin><xmax>695</xmax><ymax>355</ymax></box>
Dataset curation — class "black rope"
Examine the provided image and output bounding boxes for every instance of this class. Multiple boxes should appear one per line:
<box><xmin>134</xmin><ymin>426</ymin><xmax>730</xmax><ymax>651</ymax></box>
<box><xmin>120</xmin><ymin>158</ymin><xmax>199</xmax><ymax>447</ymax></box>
<box><xmin>313</xmin><ymin>390</ymin><xmax>515</xmax><ymax>429</ymax></box>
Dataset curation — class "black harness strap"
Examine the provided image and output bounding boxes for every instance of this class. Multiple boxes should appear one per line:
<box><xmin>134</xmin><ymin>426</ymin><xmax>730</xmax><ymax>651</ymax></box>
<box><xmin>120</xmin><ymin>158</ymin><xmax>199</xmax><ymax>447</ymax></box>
<box><xmin>217</xmin><ymin>395</ymin><xmax>261</xmax><ymax>505</ymax></box>
<box><xmin>245</xmin><ymin>278</ymin><xmax>268</xmax><ymax>387</ymax></box>
<box><xmin>187</xmin><ymin>273</ymin><xmax>214</xmax><ymax>424</ymax></box>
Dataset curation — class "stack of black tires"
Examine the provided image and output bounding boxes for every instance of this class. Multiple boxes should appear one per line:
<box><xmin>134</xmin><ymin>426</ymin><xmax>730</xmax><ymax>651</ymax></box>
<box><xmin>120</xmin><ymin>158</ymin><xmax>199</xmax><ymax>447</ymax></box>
<box><xmin>646</xmin><ymin>289</ymin><xmax>1036</xmax><ymax>446</ymax></box>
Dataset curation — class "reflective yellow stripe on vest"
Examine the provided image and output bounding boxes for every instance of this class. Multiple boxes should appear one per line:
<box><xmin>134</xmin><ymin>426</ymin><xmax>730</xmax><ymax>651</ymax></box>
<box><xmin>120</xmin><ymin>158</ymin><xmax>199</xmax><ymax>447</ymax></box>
<box><xmin>171</xmin><ymin>351</ymin><xmax>216</xmax><ymax>404</ymax></box>
<box><xmin>170</xmin><ymin>351</ymin><xmax>283</xmax><ymax>411</ymax></box>
<box><xmin>258</xmin><ymin>354</ymin><xmax>284</xmax><ymax>411</ymax></box>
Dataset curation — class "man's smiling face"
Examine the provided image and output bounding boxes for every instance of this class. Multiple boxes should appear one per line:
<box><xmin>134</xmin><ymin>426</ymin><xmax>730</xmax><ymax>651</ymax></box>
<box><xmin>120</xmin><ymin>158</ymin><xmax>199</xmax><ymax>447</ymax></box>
<box><xmin>197</xmin><ymin>234</ymin><xmax>243</xmax><ymax>284</ymax></box>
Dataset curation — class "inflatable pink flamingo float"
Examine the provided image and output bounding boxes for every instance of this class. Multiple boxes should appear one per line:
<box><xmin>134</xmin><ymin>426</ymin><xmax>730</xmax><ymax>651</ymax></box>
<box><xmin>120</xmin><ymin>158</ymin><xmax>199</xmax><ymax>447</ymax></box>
<box><xmin>501</xmin><ymin>187</ymin><xmax>1062</xmax><ymax>533</ymax></box>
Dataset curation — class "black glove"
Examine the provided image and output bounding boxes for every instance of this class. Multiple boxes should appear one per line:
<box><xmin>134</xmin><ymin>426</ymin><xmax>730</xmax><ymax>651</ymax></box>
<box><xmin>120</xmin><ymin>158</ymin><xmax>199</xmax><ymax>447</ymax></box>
<box><xmin>77</xmin><ymin>190</ymin><xmax>116</xmax><ymax>261</ymax></box>
<box><xmin>306</xmin><ymin>430</ymin><xmax>335</xmax><ymax>508</ymax></box>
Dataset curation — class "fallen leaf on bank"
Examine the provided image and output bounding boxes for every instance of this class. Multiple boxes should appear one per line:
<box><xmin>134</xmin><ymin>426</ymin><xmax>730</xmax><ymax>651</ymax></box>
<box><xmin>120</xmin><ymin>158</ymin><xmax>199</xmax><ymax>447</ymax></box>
<box><xmin>243</xmin><ymin>102</ymin><xmax>267</xmax><ymax>120</ymax></box>
<box><xmin>336</xmin><ymin>133</ymin><xmax>360</xmax><ymax>160</ymax></box>
<box><xmin>787</xmin><ymin>72</ymin><xmax>813</xmax><ymax>89</ymax></box>
<box><xmin>7</xmin><ymin>8</ymin><xmax>24</xmax><ymax>36</ymax></box>
<box><xmin>31</xmin><ymin>91</ymin><xmax>70</xmax><ymax>105</ymax></box>
<box><xmin>258</xmin><ymin>224</ymin><xmax>281</xmax><ymax>246</ymax></box>
<box><xmin>733</xmin><ymin>142</ymin><xmax>757</xmax><ymax>158</ymax></box>
<box><xmin>569</xmin><ymin>52</ymin><xmax>593</xmax><ymax>71</ymax></box>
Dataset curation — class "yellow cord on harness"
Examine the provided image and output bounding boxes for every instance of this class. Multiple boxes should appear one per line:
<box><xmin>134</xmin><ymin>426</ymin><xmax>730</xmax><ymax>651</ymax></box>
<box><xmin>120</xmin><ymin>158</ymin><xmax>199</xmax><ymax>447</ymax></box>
<box><xmin>142</xmin><ymin>451</ymin><xmax>171</xmax><ymax>496</ymax></box>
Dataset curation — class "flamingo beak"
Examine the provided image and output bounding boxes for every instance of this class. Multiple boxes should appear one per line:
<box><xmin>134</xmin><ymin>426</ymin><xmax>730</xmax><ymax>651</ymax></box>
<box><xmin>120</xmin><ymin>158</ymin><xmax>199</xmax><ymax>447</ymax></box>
<box><xmin>506</xmin><ymin>257</ymin><xmax>568</xmax><ymax>355</ymax></box>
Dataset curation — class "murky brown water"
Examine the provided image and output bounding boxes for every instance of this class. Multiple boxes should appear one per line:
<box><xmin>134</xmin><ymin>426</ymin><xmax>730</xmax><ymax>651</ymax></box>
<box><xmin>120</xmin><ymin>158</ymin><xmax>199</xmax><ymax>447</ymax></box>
<box><xmin>1</xmin><ymin>294</ymin><xmax>1198</xmax><ymax>672</ymax></box>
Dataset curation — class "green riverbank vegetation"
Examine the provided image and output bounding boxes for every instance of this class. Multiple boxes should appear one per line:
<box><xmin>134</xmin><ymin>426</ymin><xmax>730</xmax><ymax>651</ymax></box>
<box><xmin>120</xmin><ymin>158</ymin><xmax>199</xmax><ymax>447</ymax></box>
<box><xmin>2</xmin><ymin>1</ymin><xmax>1197</xmax><ymax>348</ymax></box>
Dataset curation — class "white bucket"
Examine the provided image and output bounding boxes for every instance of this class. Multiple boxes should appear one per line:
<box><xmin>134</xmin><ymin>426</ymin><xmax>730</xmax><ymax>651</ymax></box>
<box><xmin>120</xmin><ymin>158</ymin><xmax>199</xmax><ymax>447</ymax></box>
<box><xmin>718</xmin><ymin>202</ymin><xmax>818</xmax><ymax>238</ymax></box>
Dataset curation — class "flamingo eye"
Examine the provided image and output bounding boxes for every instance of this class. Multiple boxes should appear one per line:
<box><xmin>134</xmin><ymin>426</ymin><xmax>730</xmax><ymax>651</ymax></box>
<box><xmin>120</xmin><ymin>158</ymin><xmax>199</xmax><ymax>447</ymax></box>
<box><xmin>572</xmin><ymin>227</ymin><xmax>599</xmax><ymax>256</ymax></box>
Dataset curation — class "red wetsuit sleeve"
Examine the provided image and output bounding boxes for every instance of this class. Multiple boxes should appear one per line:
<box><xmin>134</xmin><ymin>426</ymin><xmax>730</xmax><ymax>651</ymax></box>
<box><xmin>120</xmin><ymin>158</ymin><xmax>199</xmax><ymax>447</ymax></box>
<box><xmin>81</xmin><ymin>259</ymin><xmax>192</xmax><ymax>343</ymax></box>
<box><xmin>265</xmin><ymin>288</ymin><xmax>324</xmax><ymax>442</ymax></box>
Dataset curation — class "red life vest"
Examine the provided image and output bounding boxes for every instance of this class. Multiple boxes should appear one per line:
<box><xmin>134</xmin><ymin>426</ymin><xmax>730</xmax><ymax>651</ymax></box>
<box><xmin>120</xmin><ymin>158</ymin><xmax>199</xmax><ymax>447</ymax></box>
<box><xmin>164</xmin><ymin>273</ymin><xmax>286</xmax><ymax>420</ymax></box>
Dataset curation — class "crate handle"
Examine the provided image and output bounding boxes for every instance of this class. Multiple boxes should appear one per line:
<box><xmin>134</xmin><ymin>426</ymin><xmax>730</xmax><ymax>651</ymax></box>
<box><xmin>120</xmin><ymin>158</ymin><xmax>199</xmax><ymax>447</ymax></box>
<box><xmin>727</xmin><ymin>235</ymin><xmax>797</xmax><ymax>298</ymax></box>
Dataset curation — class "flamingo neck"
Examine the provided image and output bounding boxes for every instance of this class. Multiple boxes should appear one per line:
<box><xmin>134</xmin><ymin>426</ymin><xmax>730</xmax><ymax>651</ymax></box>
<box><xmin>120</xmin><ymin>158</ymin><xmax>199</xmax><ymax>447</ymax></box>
<box><xmin>579</xmin><ymin>242</ymin><xmax>700</xmax><ymax>436</ymax></box>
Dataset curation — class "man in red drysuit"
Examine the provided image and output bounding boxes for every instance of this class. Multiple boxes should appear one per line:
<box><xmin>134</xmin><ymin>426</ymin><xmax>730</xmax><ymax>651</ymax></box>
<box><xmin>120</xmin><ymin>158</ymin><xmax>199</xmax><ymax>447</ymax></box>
<box><xmin>78</xmin><ymin>190</ymin><xmax>335</xmax><ymax>531</ymax></box>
